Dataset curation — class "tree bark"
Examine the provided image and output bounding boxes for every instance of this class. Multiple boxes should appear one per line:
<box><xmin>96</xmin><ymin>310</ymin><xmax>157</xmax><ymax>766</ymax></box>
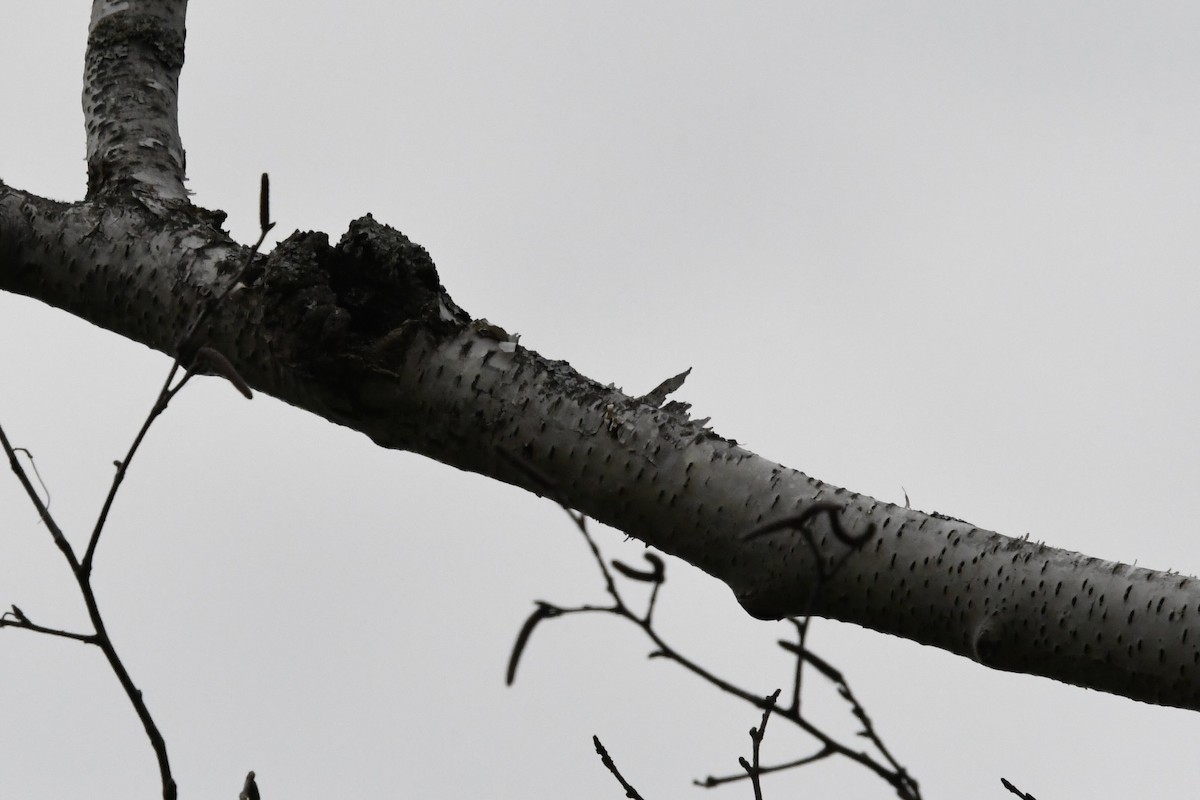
<box><xmin>2</xmin><ymin>0</ymin><xmax>1198</xmax><ymax>711</ymax></box>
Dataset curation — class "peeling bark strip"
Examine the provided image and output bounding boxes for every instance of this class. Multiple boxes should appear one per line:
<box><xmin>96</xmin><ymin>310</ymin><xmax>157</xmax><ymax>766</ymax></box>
<box><xmin>2</xmin><ymin>0</ymin><xmax>1199</xmax><ymax>710</ymax></box>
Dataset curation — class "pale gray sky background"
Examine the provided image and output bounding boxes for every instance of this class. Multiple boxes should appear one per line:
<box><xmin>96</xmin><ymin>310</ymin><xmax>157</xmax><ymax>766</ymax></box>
<box><xmin>2</xmin><ymin>3</ymin><xmax>1199</xmax><ymax>798</ymax></box>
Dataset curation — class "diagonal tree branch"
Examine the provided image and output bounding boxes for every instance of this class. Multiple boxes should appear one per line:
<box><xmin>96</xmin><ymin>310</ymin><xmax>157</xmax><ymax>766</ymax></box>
<box><xmin>1</xmin><ymin>0</ymin><xmax>1198</xmax><ymax>712</ymax></box>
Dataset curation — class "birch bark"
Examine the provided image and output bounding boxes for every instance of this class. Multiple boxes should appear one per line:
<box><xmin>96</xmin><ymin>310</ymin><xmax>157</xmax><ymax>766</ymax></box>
<box><xmin>1</xmin><ymin>0</ymin><xmax>1197</xmax><ymax>711</ymax></box>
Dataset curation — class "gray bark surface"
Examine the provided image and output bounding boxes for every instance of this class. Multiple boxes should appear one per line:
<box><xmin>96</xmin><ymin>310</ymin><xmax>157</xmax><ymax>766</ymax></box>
<box><xmin>2</xmin><ymin>0</ymin><xmax>1197</xmax><ymax>711</ymax></box>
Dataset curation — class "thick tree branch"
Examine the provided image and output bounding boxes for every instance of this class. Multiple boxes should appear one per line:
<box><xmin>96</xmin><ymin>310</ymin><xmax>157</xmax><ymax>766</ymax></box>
<box><xmin>1</xmin><ymin>0</ymin><xmax>1198</xmax><ymax>712</ymax></box>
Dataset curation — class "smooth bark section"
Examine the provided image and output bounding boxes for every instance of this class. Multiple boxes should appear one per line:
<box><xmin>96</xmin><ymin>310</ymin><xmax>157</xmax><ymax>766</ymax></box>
<box><xmin>2</xmin><ymin>183</ymin><xmax>1199</xmax><ymax>711</ymax></box>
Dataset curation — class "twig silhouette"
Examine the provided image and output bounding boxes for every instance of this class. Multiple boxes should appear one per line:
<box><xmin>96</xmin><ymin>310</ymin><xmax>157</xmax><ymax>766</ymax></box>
<box><xmin>10</xmin><ymin>447</ymin><xmax>49</xmax><ymax>511</ymax></box>
<box><xmin>742</xmin><ymin>502</ymin><xmax>876</xmax><ymax>583</ymax></box>
<box><xmin>1001</xmin><ymin>777</ymin><xmax>1038</xmax><ymax>799</ymax></box>
<box><xmin>738</xmin><ymin>690</ymin><xmax>781</xmax><ymax>800</ymax></box>
<box><xmin>0</xmin><ymin>175</ymin><xmax>272</xmax><ymax>800</ymax></box>
<box><xmin>0</xmin><ymin>410</ymin><xmax>182</xmax><ymax>800</ymax></box>
<box><xmin>502</xmin><ymin>451</ymin><xmax>921</xmax><ymax>799</ymax></box>
<box><xmin>593</xmin><ymin>736</ymin><xmax>645</xmax><ymax>800</ymax></box>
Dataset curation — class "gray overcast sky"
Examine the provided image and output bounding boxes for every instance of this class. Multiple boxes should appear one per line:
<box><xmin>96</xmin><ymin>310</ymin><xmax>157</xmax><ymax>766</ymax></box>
<box><xmin>2</xmin><ymin>3</ymin><xmax>1199</xmax><ymax>798</ymax></box>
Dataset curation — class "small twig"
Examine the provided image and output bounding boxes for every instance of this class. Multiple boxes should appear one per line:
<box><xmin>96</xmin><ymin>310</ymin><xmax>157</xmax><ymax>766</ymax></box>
<box><xmin>0</xmin><ymin>606</ymin><xmax>95</xmax><ymax>644</ymax></box>
<box><xmin>742</xmin><ymin>502</ymin><xmax>873</xmax><ymax>547</ymax></box>
<box><xmin>0</xmin><ymin>424</ymin><xmax>76</xmax><ymax>565</ymax></box>
<box><xmin>506</xmin><ymin>602</ymin><xmax>563</xmax><ymax>686</ymax></box>
<box><xmin>593</xmin><ymin>735</ymin><xmax>644</xmax><ymax>800</ymax></box>
<box><xmin>741</xmin><ymin>503</ymin><xmax>876</xmax><ymax>584</ymax></box>
<box><xmin>239</xmin><ymin>770</ymin><xmax>261</xmax><ymax>800</ymax></box>
<box><xmin>785</xmin><ymin>618</ymin><xmax>808</xmax><ymax>715</ymax></box>
<box><xmin>11</xmin><ymin>447</ymin><xmax>49</xmax><ymax>511</ymax></box>
<box><xmin>840</xmin><ymin>682</ymin><xmax>911</xmax><ymax>789</ymax></box>
<box><xmin>498</xmin><ymin>449</ymin><xmax>621</xmax><ymax>594</ymax></box>
<box><xmin>83</xmin><ymin>362</ymin><xmax>189</xmax><ymax>576</ymax></box>
<box><xmin>696</xmin><ymin>748</ymin><xmax>833</xmax><ymax>788</ymax></box>
<box><xmin>1001</xmin><ymin>777</ymin><xmax>1038</xmax><ymax>800</ymax></box>
<box><xmin>611</xmin><ymin>553</ymin><xmax>666</xmax><ymax>625</ymax></box>
<box><xmin>1</xmin><ymin>417</ymin><xmax>178</xmax><ymax>799</ymax></box>
<box><xmin>174</xmin><ymin>173</ymin><xmax>274</xmax><ymax>380</ymax></box>
<box><xmin>776</xmin><ymin>636</ymin><xmax>917</xmax><ymax>796</ymax></box>
<box><xmin>738</xmin><ymin>690</ymin><xmax>781</xmax><ymax>800</ymax></box>
<box><xmin>259</xmin><ymin>173</ymin><xmax>271</xmax><ymax>232</ymax></box>
<box><xmin>0</xmin><ymin>175</ymin><xmax>276</xmax><ymax>800</ymax></box>
<box><xmin>503</xmin><ymin>451</ymin><xmax>921</xmax><ymax>799</ymax></box>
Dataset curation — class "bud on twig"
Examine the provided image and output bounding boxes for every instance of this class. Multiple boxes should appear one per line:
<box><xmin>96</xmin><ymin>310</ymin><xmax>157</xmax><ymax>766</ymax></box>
<box><xmin>259</xmin><ymin>173</ymin><xmax>272</xmax><ymax>233</ymax></box>
<box><xmin>189</xmin><ymin>346</ymin><xmax>253</xmax><ymax>399</ymax></box>
<box><xmin>239</xmin><ymin>770</ymin><xmax>260</xmax><ymax>800</ymax></box>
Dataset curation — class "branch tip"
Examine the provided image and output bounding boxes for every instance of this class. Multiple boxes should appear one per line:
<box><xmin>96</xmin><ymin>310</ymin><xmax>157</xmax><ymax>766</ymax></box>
<box><xmin>259</xmin><ymin>173</ymin><xmax>271</xmax><ymax>233</ymax></box>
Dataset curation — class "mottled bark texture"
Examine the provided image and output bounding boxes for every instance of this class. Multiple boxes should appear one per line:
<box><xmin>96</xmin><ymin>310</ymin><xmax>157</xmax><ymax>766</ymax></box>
<box><xmin>85</xmin><ymin>0</ymin><xmax>189</xmax><ymax>202</ymax></box>
<box><xmin>2</xmin><ymin>0</ymin><xmax>1199</xmax><ymax>711</ymax></box>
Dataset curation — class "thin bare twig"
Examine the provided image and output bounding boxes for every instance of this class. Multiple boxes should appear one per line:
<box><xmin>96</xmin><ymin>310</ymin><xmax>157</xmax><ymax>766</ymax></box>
<box><xmin>11</xmin><ymin>447</ymin><xmax>49</xmax><ymax>510</ymax></box>
<box><xmin>738</xmin><ymin>690</ymin><xmax>781</xmax><ymax>800</ymax></box>
<box><xmin>0</xmin><ymin>606</ymin><xmax>95</xmax><ymax>644</ymax></box>
<box><xmin>695</xmin><ymin>748</ymin><xmax>833</xmax><ymax>788</ymax></box>
<box><xmin>785</xmin><ymin>617</ymin><xmax>808</xmax><ymax>716</ymax></box>
<box><xmin>0</xmin><ymin>418</ymin><xmax>178</xmax><ymax>799</ymax></box>
<box><xmin>239</xmin><ymin>770</ymin><xmax>261</xmax><ymax>800</ymax></box>
<box><xmin>0</xmin><ymin>175</ymin><xmax>273</xmax><ymax>800</ymax></box>
<box><xmin>0</xmin><ymin>428</ymin><xmax>77</xmax><ymax>567</ymax></box>
<box><xmin>1001</xmin><ymin>777</ymin><xmax>1038</xmax><ymax>800</ymax></box>
<box><xmin>85</xmin><ymin>176</ymin><xmax>272</xmax><ymax>576</ymax></box>
<box><xmin>82</xmin><ymin>362</ymin><xmax>189</xmax><ymax>576</ymax></box>
<box><xmin>593</xmin><ymin>736</ymin><xmax>644</xmax><ymax>800</ymax></box>
<box><xmin>503</xmin><ymin>451</ymin><xmax>921</xmax><ymax>799</ymax></box>
<box><xmin>742</xmin><ymin>502</ymin><xmax>876</xmax><ymax>584</ymax></box>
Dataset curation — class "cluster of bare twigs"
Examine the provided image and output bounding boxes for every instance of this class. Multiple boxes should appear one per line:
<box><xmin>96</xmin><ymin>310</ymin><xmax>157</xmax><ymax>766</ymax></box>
<box><xmin>503</xmin><ymin>453</ymin><xmax>921</xmax><ymax>799</ymax></box>
<box><xmin>0</xmin><ymin>175</ymin><xmax>274</xmax><ymax>800</ymax></box>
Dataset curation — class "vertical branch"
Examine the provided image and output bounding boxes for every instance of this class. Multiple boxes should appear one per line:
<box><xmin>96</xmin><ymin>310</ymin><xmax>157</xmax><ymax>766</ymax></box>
<box><xmin>786</xmin><ymin>617</ymin><xmax>808</xmax><ymax>715</ymax></box>
<box><xmin>84</xmin><ymin>0</ymin><xmax>189</xmax><ymax>200</ymax></box>
<box><xmin>738</xmin><ymin>690</ymin><xmax>781</xmax><ymax>800</ymax></box>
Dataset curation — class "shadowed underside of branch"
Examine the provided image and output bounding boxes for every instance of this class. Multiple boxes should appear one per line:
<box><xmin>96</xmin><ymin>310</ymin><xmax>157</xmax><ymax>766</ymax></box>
<box><xmin>1</xmin><ymin>0</ymin><xmax>1198</xmax><ymax>711</ymax></box>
